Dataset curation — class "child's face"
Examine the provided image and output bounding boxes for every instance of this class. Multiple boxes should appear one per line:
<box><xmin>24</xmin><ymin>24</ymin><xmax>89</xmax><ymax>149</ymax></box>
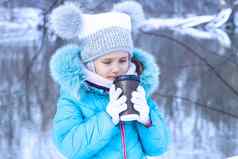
<box><xmin>94</xmin><ymin>51</ymin><xmax>130</xmax><ymax>81</ymax></box>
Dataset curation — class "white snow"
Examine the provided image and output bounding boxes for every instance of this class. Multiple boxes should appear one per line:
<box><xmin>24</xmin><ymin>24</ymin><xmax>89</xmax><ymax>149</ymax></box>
<box><xmin>20</xmin><ymin>127</ymin><xmax>66</xmax><ymax>159</ymax></box>
<box><xmin>0</xmin><ymin>7</ymin><xmax>43</xmax><ymax>45</ymax></box>
<box><xmin>140</xmin><ymin>16</ymin><xmax>214</xmax><ymax>30</ymax></box>
<box><xmin>227</xmin><ymin>156</ymin><xmax>238</xmax><ymax>159</ymax></box>
<box><xmin>140</xmin><ymin>15</ymin><xmax>214</xmax><ymax>30</ymax></box>
<box><xmin>205</xmin><ymin>8</ymin><xmax>232</xmax><ymax>29</ymax></box>
<box><xmin>140</xmin><ymin>13</ymin><xmax>231</xmax><ymax>48</ymax></box>
<box><xmin>177</xmin><ymin>27</ymin><xmax>214</xmax><ymax>39</ymax></box>
<box><xmin>209</xmin><ymin>29</ymin><xmax>231</xmax><ymax>48</ymax></box>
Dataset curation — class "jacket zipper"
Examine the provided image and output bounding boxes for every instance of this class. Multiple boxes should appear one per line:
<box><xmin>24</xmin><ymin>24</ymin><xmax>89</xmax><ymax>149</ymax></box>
<box><xmin>120</xmin><ymin>121</ymin><xmax>127</xmax><ymax>159</ymax></box>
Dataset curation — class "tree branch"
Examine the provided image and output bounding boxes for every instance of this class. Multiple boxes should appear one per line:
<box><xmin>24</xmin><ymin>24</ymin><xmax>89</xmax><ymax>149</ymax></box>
<box><xmin>157</xmin><ymin>92</ymin><xmax>238</xmax><ymax>119</ymax></box>
<box><xmin>20</xmin><ymin>0</ymin><xmax>61</xmax><ymax>81</ymax></box>
<box><xmin>140</xmin><ymin>30</ymin><xmax>238</xmax><ymax>97</ymax></box>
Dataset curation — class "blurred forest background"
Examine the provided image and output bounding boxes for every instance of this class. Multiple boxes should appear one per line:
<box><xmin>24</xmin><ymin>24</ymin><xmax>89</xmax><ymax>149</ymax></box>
<box><xmin>0</xmin><ymin>0</ymin><xmax>238</xmax><ymax>159</ymax></box>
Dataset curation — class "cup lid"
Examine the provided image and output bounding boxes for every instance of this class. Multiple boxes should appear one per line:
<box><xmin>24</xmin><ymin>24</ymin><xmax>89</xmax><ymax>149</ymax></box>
<box><xmin>114</xmin><ymin>75</ymin><xmax>140</xmax><ymax>82</ymax></box>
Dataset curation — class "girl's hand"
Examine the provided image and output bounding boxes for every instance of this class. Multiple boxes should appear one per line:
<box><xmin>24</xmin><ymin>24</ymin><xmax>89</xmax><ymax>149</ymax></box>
<box><xmin>131</xmin><ymin>86</ymin><xmax>151</xmax><ymax>125</ymax></box>
<box><xmin>106</xmin><ymin>84</ymin><xmax>127</xmax><ymax>125</ymax></box>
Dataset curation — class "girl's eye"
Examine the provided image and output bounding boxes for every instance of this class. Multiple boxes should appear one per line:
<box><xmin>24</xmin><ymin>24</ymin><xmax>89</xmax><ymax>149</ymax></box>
<box><xmin>119</xmin><ymin>59</ymin><xmax>127</xmax><ymax>63</ymax></box>
<box><xmin>102</xmin><ymin>61</ymin><xmax>111</xmax><ymax>65</ymax></box>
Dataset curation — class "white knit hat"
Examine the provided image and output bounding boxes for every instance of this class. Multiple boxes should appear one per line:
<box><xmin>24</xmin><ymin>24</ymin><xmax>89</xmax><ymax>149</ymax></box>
<box><xmin>49</xmin><ymin>3</ymin><xmax>135</xmax><ymax>63</ymax></box>
<box><xmin>79</xmin><ymin>12</ymin><xmax>132</xmax><ymax>38</ymax></box>
<box><xmin>79</xmin><ymin>12</ymin><xmax>133</xmax><ymax>63</ymax></box>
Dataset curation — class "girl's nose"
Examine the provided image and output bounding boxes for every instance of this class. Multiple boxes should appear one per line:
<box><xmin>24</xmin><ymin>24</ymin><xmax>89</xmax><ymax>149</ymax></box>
<box><xmin>111</xmin><ymin>65</ymin><xmax>120</xmax><ymax>74</ymax></box>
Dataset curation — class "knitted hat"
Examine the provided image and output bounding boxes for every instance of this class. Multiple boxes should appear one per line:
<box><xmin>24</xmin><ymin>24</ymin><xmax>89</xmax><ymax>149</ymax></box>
<box><xmin>49</xmin><ymin>3</ymin><xmax>136</xmax><ymax>63</ymax></box>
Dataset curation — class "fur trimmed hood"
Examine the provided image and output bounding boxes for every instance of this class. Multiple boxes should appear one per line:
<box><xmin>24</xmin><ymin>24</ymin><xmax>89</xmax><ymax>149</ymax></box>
<box><xmin>49</xmin><ymin>44</ymin><xmax>159</xmax><ymax>96</ymax></box>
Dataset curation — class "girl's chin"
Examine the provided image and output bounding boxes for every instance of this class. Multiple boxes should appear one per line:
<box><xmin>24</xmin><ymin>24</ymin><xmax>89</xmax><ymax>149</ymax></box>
<box><xmin>106</xmin><ymin>77</ymin><xmax>115</xmax><ymax>81</ymax></box>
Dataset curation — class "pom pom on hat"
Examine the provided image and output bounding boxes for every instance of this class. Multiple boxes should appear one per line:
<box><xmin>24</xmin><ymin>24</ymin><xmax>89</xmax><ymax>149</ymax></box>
<box><xmin>113</xmin><ymin>1</ymin><xmax>145</xmax><ymax>32</ymax></box>
<box><xmin>49</xmin><ymin>3</ymin><xmax>82</xmax><ymax>39</ymax></box>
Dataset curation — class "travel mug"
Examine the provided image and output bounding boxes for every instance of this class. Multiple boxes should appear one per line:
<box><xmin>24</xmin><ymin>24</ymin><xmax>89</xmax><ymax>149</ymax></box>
<box><xmin>113</xmin><ymin>75</ymin><xmax>140</xmax><ymax>121</ymax></box>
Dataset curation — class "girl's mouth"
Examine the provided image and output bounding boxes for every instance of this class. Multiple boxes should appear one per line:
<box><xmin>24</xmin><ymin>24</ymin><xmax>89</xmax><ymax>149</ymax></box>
<box><xmin>107</xmin><ymin>76</ymin><xmax>116</xmax><ymax>80</ymax></box>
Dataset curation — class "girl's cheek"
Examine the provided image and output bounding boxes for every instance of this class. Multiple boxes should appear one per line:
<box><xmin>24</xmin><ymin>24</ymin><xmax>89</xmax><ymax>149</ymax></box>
<box><xmin>122</xmin><ymin>64</ymin><xmax>129</xmax><ymax>74</ymax></box>
<box><xmin>106</xmin><ymin>67</ymin><xmax>113</xmax><ymax>74</ymax></box>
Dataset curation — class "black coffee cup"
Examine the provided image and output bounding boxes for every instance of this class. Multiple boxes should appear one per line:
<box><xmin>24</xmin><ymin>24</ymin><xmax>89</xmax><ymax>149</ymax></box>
<box><xmin>113</xmin><ymin>75</ymin><xmax>140</xmax><ymax>121</ymax></box>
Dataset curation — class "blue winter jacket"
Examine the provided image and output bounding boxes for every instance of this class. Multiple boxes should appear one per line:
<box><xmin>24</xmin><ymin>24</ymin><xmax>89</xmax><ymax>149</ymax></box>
<box><xmin>49</xmin><ymin>44</ymin><xmax>170</xmax><ymax>159</ymax></box>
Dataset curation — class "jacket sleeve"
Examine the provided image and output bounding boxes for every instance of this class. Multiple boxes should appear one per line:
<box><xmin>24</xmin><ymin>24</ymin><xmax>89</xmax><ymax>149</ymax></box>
<box><xmin>136</xmin><ymin>97</ymin><xmax>170</xmax><ymax>156</ymax></box>
<box><xmin>52</xmin><ymin>92</ymin><xmax>119</xmax><ymax>159</ymax></box>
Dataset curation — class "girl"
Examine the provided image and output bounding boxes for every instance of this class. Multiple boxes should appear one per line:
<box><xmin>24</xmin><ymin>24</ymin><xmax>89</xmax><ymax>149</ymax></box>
<box><xmin>49</xmin><ymin>3</ymin><xmax>170</xmax><ymax>159</ymax></box>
